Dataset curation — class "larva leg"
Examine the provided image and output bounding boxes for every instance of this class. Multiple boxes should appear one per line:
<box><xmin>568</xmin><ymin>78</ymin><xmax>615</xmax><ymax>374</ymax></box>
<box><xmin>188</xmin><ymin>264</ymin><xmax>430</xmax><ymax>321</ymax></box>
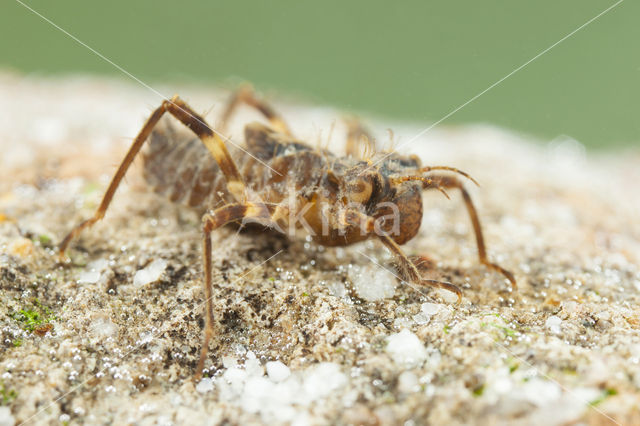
<box><xmin>219</xmin><ymin>84</ymin><xmax>291</xmax><ymax>135</ymax></box>
<box><xmin>342</xmin><ymin>209</ymin><xmax>462</xmax><ymax>302</ymax></box>
<box><xmin>196</xmin><ymin>202</ymin><xmax>279</xmax><ymax>380</ymax></box>
<box><xmin>424</xmin><ymin>175</ymin><xmax>517</xmax><ymax>289</ymax></box>
<box><xmin>59</xmin><ymin>95</ymin><xmax>246</xmax><ymax>255</ymax></box>
<box><xmin>378</xmin><ymin>234</ymin><xmax>462</xmax><ymax>303</ymax></box>
<box><xmin>406</xmin><ymin>254</ymin><xmax>435</xmax><ymax>274</ymax></box>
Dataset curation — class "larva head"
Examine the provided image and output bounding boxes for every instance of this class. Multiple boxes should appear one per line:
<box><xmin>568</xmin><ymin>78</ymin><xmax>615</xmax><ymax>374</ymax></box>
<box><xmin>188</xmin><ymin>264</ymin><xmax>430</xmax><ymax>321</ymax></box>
<box><xmin>372</xmin><ymin>181</ymin><xmax>423</xmax><ymax>244</ymax></box>
<box><xmin>339</xmin><ymin>155</ymin><xmax>424</xmax><ymax>245</ymax></box>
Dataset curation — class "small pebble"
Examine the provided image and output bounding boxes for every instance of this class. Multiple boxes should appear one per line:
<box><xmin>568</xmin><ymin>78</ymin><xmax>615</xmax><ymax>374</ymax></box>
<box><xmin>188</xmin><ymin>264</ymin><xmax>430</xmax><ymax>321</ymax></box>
<box><xmin>133</xmin><ymin>259</ymin><xmax>167</xmax><ymax>286</ymax></box>
<box><xmin>196</xmin><ymin>378</ymin><xmax>215</xmax><ymax>393</ymax></box>
<box><xmin>421</xmin><ymin>303</ymin><xmax>440</xmax><ymax>316</ymax></box>
<box><xmin>0</xmin><ymin>407</ymin><xmax>14</xmax><ymax>426</ymax></box>
<box><xmin>436</xmin><ymin>288</ymin><xmax>460</xmax><ymax>304</ymax></box>
<box><xmin>397</xmin><ymin>371</ymin><xmax>419</xmax><ymax>393</ymax></box>
<box><xmin>77</xmin><ymin>270</ymin><xmax>101</xmax><ymax>284</ymax></box>
<box><xmin>545</xmin><ymin>315</ymin><xmax>562</xmax><ymax>334</ymax></box>
<box><xmin>386</xmin><ymin>329</ymin><xmax>427</xmax><ymax>367</ymax></box>
<box><xmin>8</xmin><ymin>238</ymin><xmax>34</xmax><ymax>258</ymax></box>
<box><xmin>349</xmin><ymin>265</ymin><xmax>395</xmax><ymax>302</ymax></box>
<box><xmin>266</xmin><ymin>361</ymin><xmax>291</xmax><ymax>383</ymax></box>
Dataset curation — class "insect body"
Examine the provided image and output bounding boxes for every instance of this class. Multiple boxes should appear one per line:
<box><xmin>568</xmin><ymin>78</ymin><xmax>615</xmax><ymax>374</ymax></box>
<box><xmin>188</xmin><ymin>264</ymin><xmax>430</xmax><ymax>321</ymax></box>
<box><xmin>59</xmin><ymin>86</ymin><xmax>516</xmax><ymax>379</ymax></box>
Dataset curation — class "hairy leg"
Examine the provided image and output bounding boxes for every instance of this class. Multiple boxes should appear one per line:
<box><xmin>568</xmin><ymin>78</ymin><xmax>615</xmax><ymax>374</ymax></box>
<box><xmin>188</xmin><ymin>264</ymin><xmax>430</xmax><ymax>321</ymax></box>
<box><xmin>219</xmin><ymin>84</ymin><xmax>291</xmax><ymax>135</ymax></box>
<box><xmin>59</xmin><ymin>95</ymin><xmax>246</xmax><ymax>255</ymax></box>
<box><xmin>379</xmin><ymin>234</ymin><xmax>462</xmax><ymax>303</ymax></box>
<box><xmin>197</xmin><ymin>201</ymin><xmax>281</xmax><ymax>380</ymax></box>
<box><xmin>342</xmin><ymin>209</ymin><xmax>462</xmax><ymax>302</ymax></box>
<box><xmin>424</xmin><ymin>175</ymin><xmax>517</xmax><ymax>289</ymax></box>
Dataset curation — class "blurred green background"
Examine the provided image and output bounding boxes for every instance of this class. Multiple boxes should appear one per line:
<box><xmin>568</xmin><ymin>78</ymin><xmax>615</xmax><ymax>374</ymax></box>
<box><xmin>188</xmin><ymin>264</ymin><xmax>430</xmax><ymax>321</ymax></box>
<box><xmin>1</xmin><ymin>0</ymin><xmax>638</xmax><ymax>149</ymax></box>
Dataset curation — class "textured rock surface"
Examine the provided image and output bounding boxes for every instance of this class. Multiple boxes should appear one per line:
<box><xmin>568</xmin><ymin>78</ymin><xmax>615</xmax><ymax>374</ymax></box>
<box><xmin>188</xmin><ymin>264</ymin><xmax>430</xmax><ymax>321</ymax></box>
<box><xmin>1</xmin><ymin>73</ymin><xmax>639</xmax><ymax>425</ymax></box>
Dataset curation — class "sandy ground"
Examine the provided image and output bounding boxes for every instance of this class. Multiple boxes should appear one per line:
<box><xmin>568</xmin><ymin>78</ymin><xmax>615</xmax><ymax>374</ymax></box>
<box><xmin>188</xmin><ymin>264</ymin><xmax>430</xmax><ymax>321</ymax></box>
<box><xmin>1</xmin><ymin>72</ymin><xmax>640</xmax><ymax>425</ymax></box>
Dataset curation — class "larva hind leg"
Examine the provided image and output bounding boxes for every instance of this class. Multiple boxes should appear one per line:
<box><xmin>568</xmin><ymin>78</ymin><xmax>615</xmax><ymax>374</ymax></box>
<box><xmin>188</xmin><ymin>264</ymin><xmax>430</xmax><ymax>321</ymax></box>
<box><xmin>219</xmin><ymin>84</ymin><xmax>291</xmax><ymax>135</ymax></box>
<box><xmin>59</xmin><ymin>96</ymin><xmax>247</xmax><ymax>255</ymax></box>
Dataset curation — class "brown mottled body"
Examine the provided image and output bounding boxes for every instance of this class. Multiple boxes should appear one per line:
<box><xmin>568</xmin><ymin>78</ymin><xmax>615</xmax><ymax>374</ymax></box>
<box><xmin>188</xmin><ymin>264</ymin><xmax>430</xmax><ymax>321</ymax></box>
<box><xmin>143</xmin><ymin>121</ymin><xmax>330</xmax><ymax>213</ymax></box>
<box><xmin>59</xmin><ymin>86</ymin><xmax>516</xmax><ymax>380</ymax></box>
<box><xmin>143</xmin><ymin>120</ymin><xmax>428</xmax><ymax>248</ymax></box>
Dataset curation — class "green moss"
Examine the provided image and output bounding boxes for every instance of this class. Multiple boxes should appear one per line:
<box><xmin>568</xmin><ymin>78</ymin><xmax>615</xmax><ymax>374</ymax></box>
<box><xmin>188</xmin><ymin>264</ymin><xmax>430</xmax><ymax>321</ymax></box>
<box><xmin>0</xmin><ymin>381</ymin><xmax>17</xmax><ymax>406</ymax></box>
<box><xmin>9</xmin><ymin>299</ymin><xmax>56</xmax><ymax>333</ymax></box>
<box><xmin>11</xmin><ymin>339</ymin><xmax>22</xmax><ymax>347</ymax></box>
<box><xmin>589</xmin><ymin>388</ymin><xmax>617</xmax><ymax>406</ymax></box>
<box><xmin>505</xmin><ymin>357</ymin><xmax>519</xmax><ymax>373</ymax></box>
<box><xmin>38</xmin><ymin>234</ymin><xmax>52</xmax><ymax>246</ymax></box>
<box><xmin>472</xmin><ymin>384</ymin><xmax>485</xmax><ymax>397</ymax></box>
<box><xmin>480</xmin><ymin>321</ymin><xmax>517</xmax><ymax>338</ymax></box>
<box><xmin>493</xmin><ymin>324</ymin><xmax>517</xmax><ymax>337</ymax></box>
